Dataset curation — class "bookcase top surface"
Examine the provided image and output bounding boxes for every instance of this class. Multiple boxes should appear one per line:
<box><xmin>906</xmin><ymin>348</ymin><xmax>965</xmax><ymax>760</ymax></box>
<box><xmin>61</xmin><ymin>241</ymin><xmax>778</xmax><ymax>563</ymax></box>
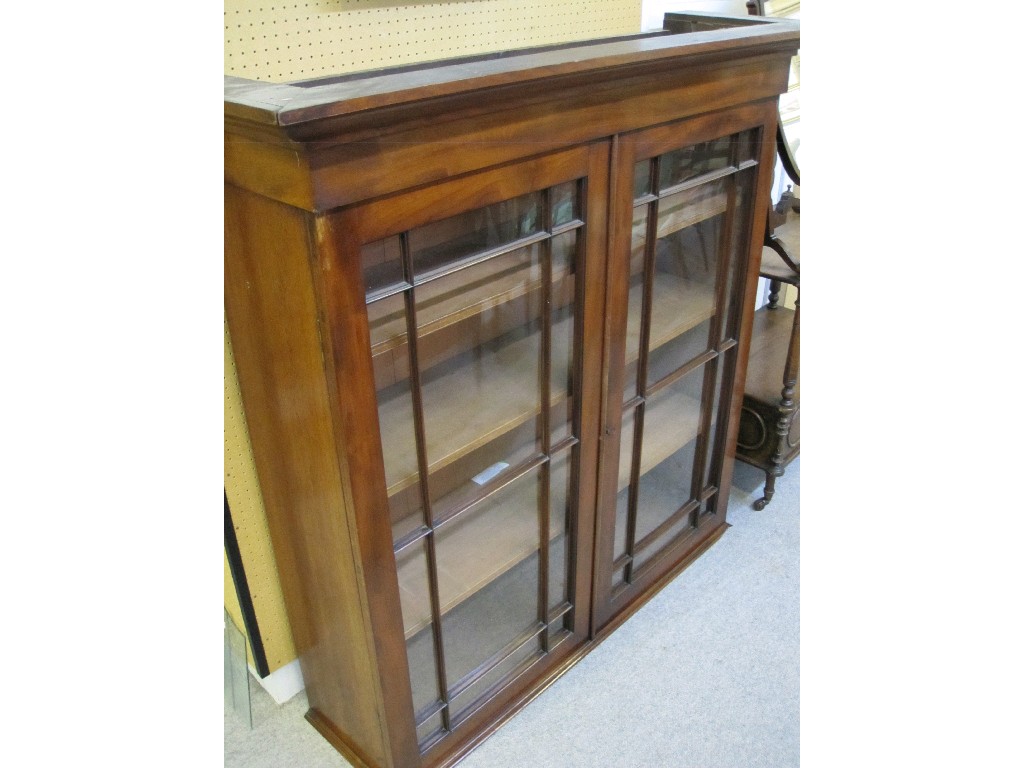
<box><xmin>224</xmin><ymin>13</ymin><xmax>799</xmax><ymax>128</ymax></box>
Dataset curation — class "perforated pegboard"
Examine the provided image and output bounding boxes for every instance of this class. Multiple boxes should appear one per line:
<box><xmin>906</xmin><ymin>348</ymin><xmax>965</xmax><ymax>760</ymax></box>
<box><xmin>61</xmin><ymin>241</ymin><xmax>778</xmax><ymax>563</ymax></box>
<box><xmin>225</xmin><ymin>0</ymin><xmax>643</xmax><ymax>82</ymax></box>
<box><xmin>224</xmin><ymin>1</ymin><xmax>644</xmax><ymax>677</ymax></box>
<box><xmin>224</xmin><ymin>318</ymin><xmax>298</xmax><ymax>673</ymax></box>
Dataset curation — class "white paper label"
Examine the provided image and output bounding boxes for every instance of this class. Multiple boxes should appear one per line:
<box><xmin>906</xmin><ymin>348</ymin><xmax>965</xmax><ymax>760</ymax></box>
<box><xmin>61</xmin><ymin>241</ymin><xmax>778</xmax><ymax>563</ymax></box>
<box><xmin>471</xmin><ymin>461</ymin><xmax>509</xmax><ymax>485</ymax></box>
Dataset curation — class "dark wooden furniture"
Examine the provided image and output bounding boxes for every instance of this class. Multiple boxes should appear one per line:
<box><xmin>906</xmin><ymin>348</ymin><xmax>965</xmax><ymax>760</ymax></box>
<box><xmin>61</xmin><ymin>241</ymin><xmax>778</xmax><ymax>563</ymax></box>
<box><xmin>225</xmin><ymin>13</ymin><xmax>798</xmax><ymax>768</ymax></box>
<box><xmin>735</xmin><ymin>0</ymin><xmax>801</xmax><ymax>511</ymax></box>
<box><xmin>736</xmin><ymin>236</ymin><xmax>799</xmax><ymax>510</ymax></box>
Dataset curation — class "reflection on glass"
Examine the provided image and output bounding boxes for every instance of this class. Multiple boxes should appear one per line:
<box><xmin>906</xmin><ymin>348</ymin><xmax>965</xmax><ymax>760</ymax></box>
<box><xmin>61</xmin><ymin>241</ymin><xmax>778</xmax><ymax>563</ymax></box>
<box><xmin>634</xmin><ymin>367</ymin><xmax>705</xmax><ymax>543</ymax></box>
<box><xmin>610</xmin><ymin>129</ymin><xmax>759</xmax><ymax>591</ymax></box>
<box><xmin>414</xmin><ymin>244</ymin><xmax>544</xmax><ymax>507</ymax></box>
<box><xmin>362</xmin><ymin>234</ymin><xmax>405</xmax><ymax>297</ymax></box>
<box><xmin>359</xmin><ymin>176</ymin><xmax>585</xmax><ymax>747</ymax></box>
<box><xmin>735</xmin><ymin>128</ymin><xmax>758</xmax><ymax>164</ymax></box>
<box><xmin>654</xmin><ymin>190</ymin><xmax>723</xmax><ymax>291</ymax></box>
<box><xmin>633</xmin><ymin>159</ymin><xmax>652</xmax><ymax>199</ymax></box>
<box><xmin>410</xmin><ymin>191</ymin><xmax>543</xmax><ymax>277</ymax></box>
<box><xmin>551</xmin><ymin>181</ymin><xmax>577</xmax><ymax>228</ymax></box>
<box><xmin>659</xmin><ymin>134</ymin><xmax>732</xmax><ymax>189</ymax></box>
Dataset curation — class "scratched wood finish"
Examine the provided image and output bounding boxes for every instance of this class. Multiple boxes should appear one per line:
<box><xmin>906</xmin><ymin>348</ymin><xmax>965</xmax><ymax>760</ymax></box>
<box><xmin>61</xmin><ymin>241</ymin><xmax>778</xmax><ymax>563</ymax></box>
<box><xmin>225</xmin><ymin>13</ymin><xmax>798</xmax><ymax>768</ymax></box>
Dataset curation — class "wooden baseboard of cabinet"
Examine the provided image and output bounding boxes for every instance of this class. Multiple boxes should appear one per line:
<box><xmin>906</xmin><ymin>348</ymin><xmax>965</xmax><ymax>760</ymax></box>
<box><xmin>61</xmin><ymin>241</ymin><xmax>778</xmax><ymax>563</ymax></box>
<box><xmin>595</xmin><ymin>519</ymin><xmax>731</xmax><ymax>642</ymax></box>
<box><xmin>305</xmin><ymin>708</ymin><xmax>379</xmax><ymax>768</ymax></box>
<box><xmin>430</xmin><ymin>640</ymin><xmax>596</xmax><ymax>768</ymax></box>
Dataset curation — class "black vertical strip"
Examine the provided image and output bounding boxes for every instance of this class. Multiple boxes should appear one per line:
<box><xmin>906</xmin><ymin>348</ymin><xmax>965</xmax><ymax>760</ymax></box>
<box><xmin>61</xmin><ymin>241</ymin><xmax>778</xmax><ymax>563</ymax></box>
<box><xmin>224</xmin><ymin>490</ymin><xmax>270</xmax><ymax>679</ymax></box>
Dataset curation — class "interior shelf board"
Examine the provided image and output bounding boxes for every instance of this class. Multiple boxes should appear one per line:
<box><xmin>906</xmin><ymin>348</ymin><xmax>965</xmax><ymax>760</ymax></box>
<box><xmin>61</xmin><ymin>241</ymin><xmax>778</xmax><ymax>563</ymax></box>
<box><xmin>368</xmin><ymin>257</ymin><xmax>573</xmax><ymax>355</ymax></box>
<box><xmin>656</xmin><ymin>189</ymin><xmax>728</xmax><ymax>241</ymax></box>
<box><xmin>378</xmin><ymin>314</ymin><xmax>573</xmax><ymax>497</ymax></box>
<box><xmin>618</xmin><ymin>386</ymin><xmax>702</xmax><ymax>491</ymax></box>
<box><xmin>625</xmin><ymin>274</ymin><xmax>716</xmax><ymax>365</ymax></box>
<box><xmin>396</xmin><ymin>484</ymin><xmax>567</xmax><ymax>639</ymax></box>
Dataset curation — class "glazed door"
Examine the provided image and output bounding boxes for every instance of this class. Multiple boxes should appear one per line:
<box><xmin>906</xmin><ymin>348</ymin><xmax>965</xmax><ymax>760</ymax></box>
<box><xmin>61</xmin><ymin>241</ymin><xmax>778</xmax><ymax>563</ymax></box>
<box><xmin>339</xmin><ymin>144</ymin><xmax>607</xmax><ymax>758</ymax></box>
<box><xmin>593</xmin><ymin>108</ymin><xmax>771</xmax><ymax>632</ymax></box>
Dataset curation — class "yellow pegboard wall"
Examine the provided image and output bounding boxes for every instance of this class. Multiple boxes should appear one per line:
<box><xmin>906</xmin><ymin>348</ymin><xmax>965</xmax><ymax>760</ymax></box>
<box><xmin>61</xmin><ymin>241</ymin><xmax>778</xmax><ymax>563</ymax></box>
<box><xmin>225</xmin><ymin>0</ymin><xmax>643</xmax><ymax>82</ymax></box>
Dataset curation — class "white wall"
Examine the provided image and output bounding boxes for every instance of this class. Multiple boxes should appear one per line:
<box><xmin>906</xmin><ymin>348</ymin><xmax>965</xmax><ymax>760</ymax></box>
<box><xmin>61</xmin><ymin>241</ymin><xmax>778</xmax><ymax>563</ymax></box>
<box><xmin>640</xmin><ymin>0</ymin><xmax>749</xmax><ymax>31</ymax></box>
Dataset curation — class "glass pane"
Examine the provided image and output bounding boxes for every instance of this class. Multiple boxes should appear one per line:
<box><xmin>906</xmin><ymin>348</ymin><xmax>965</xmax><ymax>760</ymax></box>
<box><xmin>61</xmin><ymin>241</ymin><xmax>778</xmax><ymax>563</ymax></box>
<box><xmin>223</xmin><ymin>610</ymin><xmax>252</xmax><ymax>728</ymax></box>
<box><xmin>633</xmin><ymin>159</ymin><xmax>652</xmax><ymax>199</ymax></box>
<box><xmin>718</xmin><ymin>167</ymin><xmax>755</xmax><ymax>344</ymax></box>
<box><xmin>624</xmin><ymin>205</ymin><xmax>649</xmax><ymax>402</ymax></box>
<box><xmin>395</xmin><ymin>538</ymin><xmax>443</xmax><ymax>714</ymax></box>
<box><xmin>703</xmin><ymin>351</ymin><xmax>733</xmax><ymax>493</ymax></box>
<box><xmin>369</xmin><ymin>293</ymin><xmax>426</xmax><ymax>541</ymax></box>
<box><xmin>658</xmin><ymin>134</ymin><xmax>732</xmax><ymax>189</ymax></box>
<box><xmin>633</xmin><ymin>509</ymin><xmax>695</xmax><ymax>573</ymax></box>
<box><xmin>361</xmin><ymin>235</ymin><xmax>406</xmax><ymax>297</ymax></box>
<box><xmin>413</xmin><ymin>245</ymin><xmax>545</xmax><ymax>515</ymax></box>
<box><xmin>634</xmin><ymin>367</ymin><xmax>706</xmax><ymax>543</ymax></box>
<box><xmin>548</xmin><ymin>449</ymin><xmax>573</xmax><ymax>612</ymax></box>
<box><xmin>645</xmin><ymin>179</ymin><xmax>726</xmax><ymax>372</ymax></box>
<box><xmin>611</xmin><ymin>565</ymin><xmax>627</xmax><ymax>589</ymax></box>
<box><xmin>411</xmin><ymin>241</ymin><xmax>544</xmax><ymax>373</ymax></box>
<box><xmin>410</xmin><ymin>191</ymin><xmax>543</xmax><ymax>278</ymax></box>
<box><xmin>647</xmin><ymin>318</ymin><xmax>711</xmax><ymax>388</ymax></box>
<box><xmin>436</xmin><ymin>468</ymin><xmax>542</xmax><ymax>689</ymax></box>
<box><xmin>367</xmin><ymin>292</ymin><xmax>410</xmax><ymax>390</ymax></box>
<box><xmin>735</xmin><ymin>128</ymin><xmax>758</xmax><ymax>164</ymax></box>
<box><xmin>416</xmin><ymin>711</ymin><xmax>445</xmax><ymax>749</ymax></box>
<box><xmin>551</xmin><ymin>228</ymin><xmax>577</xmax><ymax>278</ymax></box>
<box><xmin>613</xmin><ymin>406</ymin><xmax>637</xmax><ymax>563</ymax></box>
<box><xmin>449</xmin><ymin>634</ymin><xmax>542</xmax><ymax>722</ymax></box>
<box><xmin>551</xmin><ymin>181</ymin><xmax>577</xmax><ymax>228</ymax></box>
<box><xmin>546</xmin><ymin>621</ymin><xmax>571</xmax><ymax>650</ymax></box>
<box><xmin>652</xmin><ymin>182</ymin><xmax>725</xmax><ymax>311</ymax></box>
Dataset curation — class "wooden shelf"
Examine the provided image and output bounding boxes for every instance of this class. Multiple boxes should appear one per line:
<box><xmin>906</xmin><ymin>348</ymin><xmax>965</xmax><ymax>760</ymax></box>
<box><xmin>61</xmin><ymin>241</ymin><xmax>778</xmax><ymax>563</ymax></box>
<box><xmin>657</xmin><ymin>185</ymin><xmax>728</xmax><ymax>240</ymax></box>
<box><xmin>396</xmin><ymin>476</ymin><xmax>567</xmax><ymax>638</ymax></box>
<box><xmin>618</xmin><ymin>385</ymin><xmax>702</xmax><ymax>491</ymax></box>
<box><xmin>377</xmin><ymin>314</ymin><xmax>573</xmax><ymax>497</ymax></box>
<box><xmin>625</xmin><ymin>274</ymin><xmax>716</xmax><ymax>366</ymax></box>
<box><xmin>744</xmin><ymin>306</ymin><xmax>798</xmax><ymax>403</ymax></box>
<box><xmin>631</xmin><ymin>185</ymin><xmax>727</xmax><ymax>257</ymax></box>
<box><xmin>369</xmin><ymin>252</ymin><xmax>575</xmax><ymax>390</ymax></box>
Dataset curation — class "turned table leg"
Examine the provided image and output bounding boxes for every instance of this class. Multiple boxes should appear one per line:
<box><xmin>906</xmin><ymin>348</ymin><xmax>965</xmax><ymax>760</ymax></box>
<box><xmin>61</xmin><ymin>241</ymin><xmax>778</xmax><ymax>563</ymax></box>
<box><xmin>754</xmin><ymin>297</ymin><xmax>799</xmax><ymax>510</ymax></box>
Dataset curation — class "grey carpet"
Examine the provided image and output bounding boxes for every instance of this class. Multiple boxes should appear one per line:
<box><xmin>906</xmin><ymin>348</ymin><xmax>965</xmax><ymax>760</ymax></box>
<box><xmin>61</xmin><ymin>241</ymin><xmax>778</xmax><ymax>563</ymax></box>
<box><xmin>224</xmin><ymin>457</ymin><xmax>799</xmax><ymax>768</ymax></box>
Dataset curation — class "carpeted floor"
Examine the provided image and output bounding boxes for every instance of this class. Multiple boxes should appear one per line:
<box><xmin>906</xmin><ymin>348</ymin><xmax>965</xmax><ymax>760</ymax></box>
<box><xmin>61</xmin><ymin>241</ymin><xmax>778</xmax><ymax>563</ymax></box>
<box><xmin>225</xmin><ymin>457</ymin><xmax>799</xmax><ymax>768</ymax></box>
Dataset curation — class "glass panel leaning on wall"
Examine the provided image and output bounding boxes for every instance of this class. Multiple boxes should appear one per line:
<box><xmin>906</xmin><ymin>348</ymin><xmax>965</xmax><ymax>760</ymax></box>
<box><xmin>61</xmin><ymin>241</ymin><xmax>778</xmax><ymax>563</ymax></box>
<box><xmin>360</xmin><ymin>179</ymin><xmax>585</xmax><ymax>745</ymax></box>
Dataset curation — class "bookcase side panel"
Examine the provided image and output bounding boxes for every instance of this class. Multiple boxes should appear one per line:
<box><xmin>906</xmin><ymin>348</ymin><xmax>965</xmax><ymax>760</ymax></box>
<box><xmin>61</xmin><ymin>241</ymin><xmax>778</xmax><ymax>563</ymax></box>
<box><xmin>224</xmin><ymin>184</ymin><xmax>395</xmax><ymax>768</ymax></box>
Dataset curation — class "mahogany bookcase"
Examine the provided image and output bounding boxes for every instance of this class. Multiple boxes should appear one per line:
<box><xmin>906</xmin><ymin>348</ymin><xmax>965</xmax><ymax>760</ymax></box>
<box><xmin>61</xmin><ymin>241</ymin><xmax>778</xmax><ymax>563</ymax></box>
<box><xmin>225</xmin><ymin>12</ymin><xmax>799</xmax><ymax>768</ymax></box>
